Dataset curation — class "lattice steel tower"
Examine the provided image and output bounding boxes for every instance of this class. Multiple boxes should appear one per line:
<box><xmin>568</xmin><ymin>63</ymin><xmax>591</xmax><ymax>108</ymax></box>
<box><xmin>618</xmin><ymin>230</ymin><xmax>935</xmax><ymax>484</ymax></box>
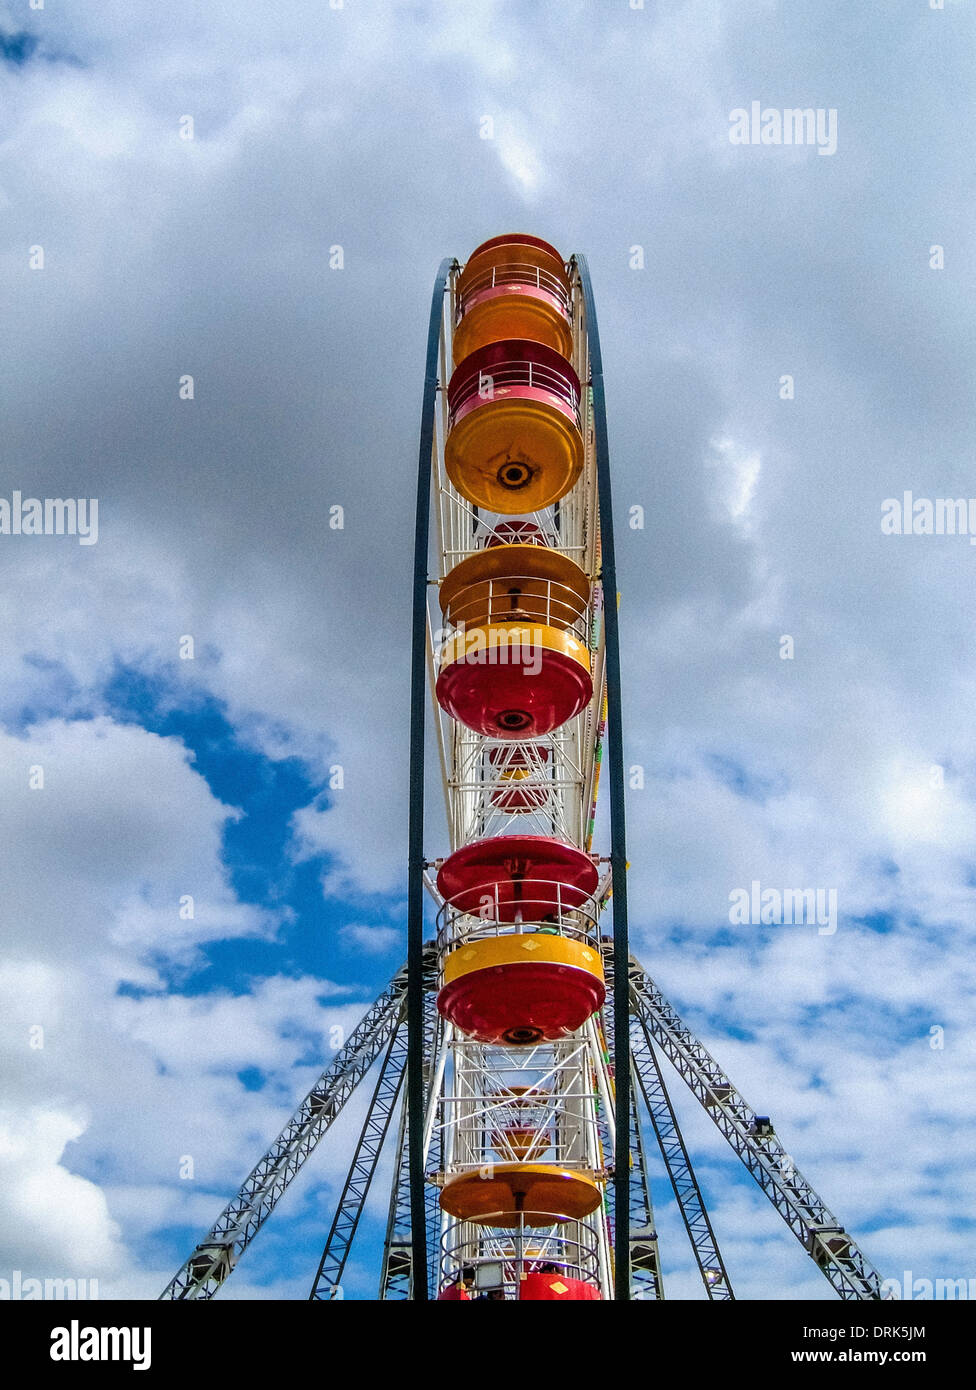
<box><xmin>161</xmin><ymin>237</ymin><xmax>885</xmax><ymax>1302</ymax></box>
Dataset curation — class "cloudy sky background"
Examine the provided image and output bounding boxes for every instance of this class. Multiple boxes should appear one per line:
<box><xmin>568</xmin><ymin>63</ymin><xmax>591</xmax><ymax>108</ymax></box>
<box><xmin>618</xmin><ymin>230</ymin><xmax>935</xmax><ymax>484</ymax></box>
<box><xmin>1</xmin><ymin>0</ymin><xmax>974</xmax><ymax>1300</ymax></box>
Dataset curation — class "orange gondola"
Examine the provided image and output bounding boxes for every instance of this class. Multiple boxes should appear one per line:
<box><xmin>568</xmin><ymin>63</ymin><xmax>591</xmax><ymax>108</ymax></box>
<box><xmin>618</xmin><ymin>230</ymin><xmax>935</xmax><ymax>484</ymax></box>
<box><xmin>453</xmin><ymin>234</ymin><xmax>573</xmax><ymax>364</ymax></box>
<box><xmin>444</xmin><ymin>339</ymin><xmax>584</xmax><ymax>514</ymax></box>
<box><xmin>439</xmin><ymin>1163</ymin><xmax>602</xmax><ymax>1227</ymax></box>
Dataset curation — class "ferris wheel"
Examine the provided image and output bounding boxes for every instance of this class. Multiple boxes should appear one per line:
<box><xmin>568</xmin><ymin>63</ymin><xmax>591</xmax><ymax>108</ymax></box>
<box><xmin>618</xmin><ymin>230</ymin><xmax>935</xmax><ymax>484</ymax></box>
<box><xmin>160</xmin><ymin>237</ymin><xmax>886</xmax><ymax>1303</ymax></box>
<box><xmin>407</xmin><ymin>235</ymin><xmax>629</xmax><ymax>1300</ymax></box>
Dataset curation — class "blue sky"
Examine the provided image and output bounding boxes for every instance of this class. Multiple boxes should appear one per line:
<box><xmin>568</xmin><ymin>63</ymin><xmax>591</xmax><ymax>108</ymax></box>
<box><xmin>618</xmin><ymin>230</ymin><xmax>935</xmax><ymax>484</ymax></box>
<box><xmin>1</xmin><ymin>0</ymin><xmax>974</xmax><ymax>1301</ymax></box>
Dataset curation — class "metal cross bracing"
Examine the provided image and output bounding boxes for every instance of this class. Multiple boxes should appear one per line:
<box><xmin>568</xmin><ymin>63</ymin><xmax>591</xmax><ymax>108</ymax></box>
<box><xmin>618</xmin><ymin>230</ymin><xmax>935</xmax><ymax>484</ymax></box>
<box><xmin>378</xmin><ymin>1092</ymin><xmax>413</xmax><ymax>1300</ymax></box>
<box><xmin>309</xmin><ymin>977</ymin><xmax>443</xmax><ymax>1301</ymax></box>
<box><xmin>378</xmin><ymin>1106</ymin><xmax>447</xmax><ymax>1301</ymax></box>
<box><xmin>627</xmin><ymin>1067</ymin><xmax>666</xmax><ymax>1301</ymax></box>
<box><xmin>630</xmin><ymin>1017</ymin><xmax>733</xmax><ymax>1299</ymax></box>
<box><xmin>159</xmin><ymin>962</ymin><xmax>413</xmax><ymax>1301</ymax></box>
<box><xmin>593</xmin><ymin>982</ymin><xmax>665</xmax><ymax>1300</ymax></box>
<box><xmin>604</xmin><ymin>934</ymin><xmax>731</xmax><ymax>1299</ymax></box>
<box><xmin>376</xmin><ymin>983</ymin><xmax>444</xmax><ymax>1300</ymax></box>
<box><xmin>308</xmin><ymin>1024</ymin><xmax>407</xmax><ymax>1300</ymax></box>
<box><xmin>627</xmin><ymin>956</ymin><xmax>886</xmax><ymax>1300</ymax></box>
<box><xmin>591</xmin><ymin>1003</ymin><xmax>667</xmax><ymax>1300</ymax></box>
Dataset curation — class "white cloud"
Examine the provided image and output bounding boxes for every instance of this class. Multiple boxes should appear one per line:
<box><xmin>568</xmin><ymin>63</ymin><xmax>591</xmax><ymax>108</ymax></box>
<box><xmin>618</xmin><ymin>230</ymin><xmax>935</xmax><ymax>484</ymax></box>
<box><xmin>339</xmin><ymin>922</ymin><xmax>403</xmax><ymax>955</ymax></box>
<box><xmin>0</xmin><ymin>1108</ymin><xmax>126</xmax><ymax>1276</ymax></box>
<box><xmin>0</xmin><ymin>714</ymin><xmax>373</xmax><ymax>1292</ymax></box>
<box><xmin>708</xmin><ymin>435</ymin><xmax>762</xmax><ymax>522</ymax></box>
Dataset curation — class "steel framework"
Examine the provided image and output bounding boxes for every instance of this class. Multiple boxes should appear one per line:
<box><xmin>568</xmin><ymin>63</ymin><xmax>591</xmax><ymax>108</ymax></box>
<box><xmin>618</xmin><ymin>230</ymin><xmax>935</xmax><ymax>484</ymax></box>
<box><xmin>628</xmin><ymin>958</ymin><xmax>884</xmax><ymax>1300</ymax></box>
<box><xmin>160</xmin><ymin>950</ymin><xmax>885</xmax><ymax>1301</ymax></box>
<box><xmin>160</xmin><ymin>965</ymin><xmax>411</xmax><ymax>1301</ymax></box>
